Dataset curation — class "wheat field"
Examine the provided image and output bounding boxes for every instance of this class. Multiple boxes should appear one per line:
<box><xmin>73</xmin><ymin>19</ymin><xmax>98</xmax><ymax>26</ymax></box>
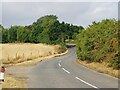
<box><xmin>0</xmin><ymin>43</ymin><xmax>63</xmax><ymax>66</ymax></box>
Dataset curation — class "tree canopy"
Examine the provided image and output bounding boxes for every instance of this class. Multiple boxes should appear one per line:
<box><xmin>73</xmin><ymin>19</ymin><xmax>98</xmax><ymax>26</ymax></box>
<box><xmin>1</xmin><ymin>15</ymin><xmax>84</xmax><ymax>44</ymax></box>
<box><xmin>76</xmin><ymin>19</ymin><xmax>119</xmax><ymax>69</ymax></box>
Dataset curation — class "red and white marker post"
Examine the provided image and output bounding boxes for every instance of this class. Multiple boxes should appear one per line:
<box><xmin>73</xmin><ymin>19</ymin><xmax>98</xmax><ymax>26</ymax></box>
<box><xmin>0</xmin><ymin>66</ymin><xmax>5</xmax><ymax>82</ymax></box>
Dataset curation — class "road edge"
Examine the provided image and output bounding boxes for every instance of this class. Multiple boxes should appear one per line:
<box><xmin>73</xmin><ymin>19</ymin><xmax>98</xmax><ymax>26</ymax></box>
<box><xmin>14</xmin><ymin>48</ymin><xmax>68</xmax><ymax>66</ymax></box>
<box><xmin>76</xmin><ymin>59</ymin><xmax>119</xmax><ymax>79</ymax></box>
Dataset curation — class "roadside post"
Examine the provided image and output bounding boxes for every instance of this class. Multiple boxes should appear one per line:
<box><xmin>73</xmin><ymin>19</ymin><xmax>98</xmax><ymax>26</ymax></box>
<box><xmin>0</xmin><ymin>66</ymin><xmax>5</xmax><ymax>82</ymax></box>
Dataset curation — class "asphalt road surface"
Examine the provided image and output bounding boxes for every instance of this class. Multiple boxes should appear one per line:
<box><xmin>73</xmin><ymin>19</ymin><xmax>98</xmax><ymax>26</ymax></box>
<box><xmin>27</xmin><ymin>47</ymin><xmax>119</xmax><ymax>89</ymax></box>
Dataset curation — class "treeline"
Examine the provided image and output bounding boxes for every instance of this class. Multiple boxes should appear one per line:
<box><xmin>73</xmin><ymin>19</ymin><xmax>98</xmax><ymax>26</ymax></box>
<box><xmin>1</xmin><ymin>15</ymin><xmax>84</xmax><ymax>44</ymax></box>
<box><xmin>76</xmin><ymin>19</ymin><xmax>119</xmax><ymax>69</ymax></box>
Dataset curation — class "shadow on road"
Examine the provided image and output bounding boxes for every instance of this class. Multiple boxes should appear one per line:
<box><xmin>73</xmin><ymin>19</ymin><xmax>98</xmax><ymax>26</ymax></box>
<box><xmin>66</xmin><ymin>44</ymin><xmax>76</xmax><ymax>48</ymax></box>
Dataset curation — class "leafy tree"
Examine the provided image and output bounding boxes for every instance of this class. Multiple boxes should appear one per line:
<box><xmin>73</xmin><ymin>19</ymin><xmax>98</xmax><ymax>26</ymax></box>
<box><xmin>76</xmin><ymin>19</ymin><xmax>119</xmax><ymax>69</ymax></box>
<box><xmin>0</xmin><ymin>25</ymin><xmax>3</xmax><ymax>42</ymax></box>
<box><xmin>2</xmin><ymin>29</ymin><xmax>9</xmax><ymax>43</ymax></box>
<box><xmin>8</xmin><ymin>26</ymin><xmax>18</xmax><ymax>42</ymax></box>
<box><xmin>30</xmin><ymin>25</ymin><xmax>43</xmax><ymax>43</ymax></box>
<box><xmin>1</xmin><ymin>15</ymin><xmax>84</xmax><ymax>45</ymax></box>
<box><xmin>37</xmin><ymin>29</ymin><xmax>50</xmax><ymax>44</ymax></box>
<box><xmin>17</xmin><ymin>26</ymin><xmax>31</xmax><ymax>42</ymax></box>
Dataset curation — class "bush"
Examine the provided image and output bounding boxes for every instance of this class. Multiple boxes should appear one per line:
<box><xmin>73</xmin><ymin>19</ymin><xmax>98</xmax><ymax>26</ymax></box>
<box><xmin>76</xmin><ymin>19</ymin><xmax>119</xmax><ymax>69</ymax></box>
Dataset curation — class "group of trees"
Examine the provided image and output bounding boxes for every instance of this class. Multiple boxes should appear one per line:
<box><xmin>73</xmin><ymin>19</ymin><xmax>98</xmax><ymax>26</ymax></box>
<box><xmin>76</xmin><ymin>19</ymin><xmax>119</xmax><ymax>69</ymax></box>
<box><xmin>2</xmin><ymin>26</ymin><xmax>31</xmax><ymax>43</ymax></box>
<box><xmin>1</xmin><ymin>15</ymin><xmax>84</xmax><ymax>44</ymax></box>
<box><xmin>1</xmin><ymin>15</ymin><xmax>118</xmax><ymax>69</ymax></box>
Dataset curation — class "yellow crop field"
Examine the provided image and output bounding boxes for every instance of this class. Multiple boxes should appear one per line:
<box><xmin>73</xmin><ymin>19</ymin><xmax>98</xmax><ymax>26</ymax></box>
<box><xmin>0</xmin><ymin>43</ymin><xmax>64</xmax><ymax>66</ymax></box>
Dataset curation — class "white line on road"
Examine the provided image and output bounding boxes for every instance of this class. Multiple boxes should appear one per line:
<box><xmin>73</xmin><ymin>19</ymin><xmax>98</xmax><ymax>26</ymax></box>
<box><xmin>58</xmin><ymin>60</ymin><xmax>97</xmax><ymax>89</ymax></box>
<box><xmin>58</xmin><ymin>63</ymin><xmax>61</xmax><ymax>67</ymax></box>
<box><xmin>62</xmin><ymin>68</ymin><xmax>70</xmax><ymax>74</ymax></box>
<box><xmin>75</xmin><ymin>77</ymin><xmax>98</xmax><ymax>89</ymax></box>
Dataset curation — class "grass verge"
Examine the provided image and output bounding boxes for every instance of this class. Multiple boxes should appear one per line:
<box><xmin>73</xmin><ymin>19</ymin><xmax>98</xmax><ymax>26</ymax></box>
<box><xmin>2</xmin><ymin>74</ymin><xmax>27</xmax><ymax>88</ymax></box>
<box><xmin>1</xmin><ymin>43</ymin><xmax>67</xmax><ymax>66</ymax></box>
<box><xmin>77</xmin><ymin>59</ymin><xmax>119</xmax><ymax>78</ymax></box>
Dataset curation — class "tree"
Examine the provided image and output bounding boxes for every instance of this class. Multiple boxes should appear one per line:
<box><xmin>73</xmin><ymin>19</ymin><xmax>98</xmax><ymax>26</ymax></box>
<box><xmin>17</xmin><ymin>26</ymin><xmax>31</xmax><ymax>42</ymax></box>
<box><xmin>76</xmin><ymin>19</ymin><xmax>119</xmax><ymax>69</ymax></box>
<box><xmin>2</xmin><ymin>15</ymin><xmax>84</xmax><ymax>45</ymax></box>
<box><xmin>8</xmin><ymin>26</ymin><xmax>18</xmax><ymax>42</ymax></box>
<box><xmin>30</xmin><ymin>25</ymin><xmax>43</xmax><ymax>43</ymax></box>
<box><xmin>2</xmin><ymin>29</ymin><xmax>9</xmax><ymax>43</ymax></box>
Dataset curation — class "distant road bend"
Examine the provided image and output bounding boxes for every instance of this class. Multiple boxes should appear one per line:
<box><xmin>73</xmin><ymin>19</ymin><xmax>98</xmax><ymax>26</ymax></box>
<box><xmin>27</xmin><ymin>45</ymin><xmax>119</xmax><ymax>89</ymax></box>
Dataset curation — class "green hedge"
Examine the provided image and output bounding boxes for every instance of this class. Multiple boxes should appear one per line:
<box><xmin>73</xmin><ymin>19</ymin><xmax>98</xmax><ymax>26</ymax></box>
<box><xmin>76</xmin><ymin>19</ymin><xmax>119</xmax><ymax>69</ymax></box>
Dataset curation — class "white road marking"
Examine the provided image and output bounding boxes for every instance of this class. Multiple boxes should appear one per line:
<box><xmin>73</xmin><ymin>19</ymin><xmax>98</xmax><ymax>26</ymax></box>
<box><xmin>58</xmin><ymin>63</ymin><xmax>61</xmax><ymax>67</ymax></box>
<box><xmin>75</xmin><ymin>77</ymin><xmax>98</xmax><ymax>89</ymax></box>
<box><xmin>58</xmin><ymin>60</ymin><xmax>98</xmax><ymax>89</ymax></box>
<box><xmin>62</xmin><ymin>68</ymin><xmax>70</xmax><ymax>74</ymax></box>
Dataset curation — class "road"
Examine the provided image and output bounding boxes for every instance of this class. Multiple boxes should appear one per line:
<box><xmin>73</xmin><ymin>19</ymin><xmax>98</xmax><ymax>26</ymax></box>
<box><xmin>26</xmin><ymin>47</ymin><xmax>119</xmax><ymax>89</ymax></box>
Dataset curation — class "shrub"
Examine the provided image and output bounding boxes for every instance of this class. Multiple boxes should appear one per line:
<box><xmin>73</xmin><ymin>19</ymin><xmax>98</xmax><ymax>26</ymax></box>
<box><xmin>76</xmin><ymin>19</ymin><xmax>119</xmax><ymax>69</ymax></box>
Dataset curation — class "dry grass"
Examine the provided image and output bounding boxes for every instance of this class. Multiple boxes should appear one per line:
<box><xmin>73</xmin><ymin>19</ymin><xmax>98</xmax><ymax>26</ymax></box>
<box><xmin>77</xmin><ymin>59</ymin><xmax>119</xmax><ymax>78</ymax></box>
<box><xmin>2</xmin><ymin>74</ymin><xmax>27</xmax><ymax>88</ymax></box>
<box><xmin>1</xmin><ymin>43</ymin><xmax>67</xmax><ymax>88</ymax></box>
<box><xmin>0</xmin><ymin>44</ymin><xmax>2</xmax><ymax>66</ymax></box>
<box><xmin>1</xmin><ymin>43</ymin><xmax>64</xmax><ymax>66</ymax></box>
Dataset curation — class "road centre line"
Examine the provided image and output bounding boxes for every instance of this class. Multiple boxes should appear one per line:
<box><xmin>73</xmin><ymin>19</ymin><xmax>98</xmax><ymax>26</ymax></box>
<box><xmin>75</xmin><ymin>77</ymin><xmax>98</xmax><ymax>89</ymax></box>
<box><xmin>62</xmin><ymin>68</ymin><xmax>70</xmax><ymax>74</ymax></box>
<box><xmin>58</xmin><ymin>63</ymin><xmax>61</xmax><ymax>67</ymax></box>
<box><xmin>58</xmin><ymin>60</ymin><xmax>98</xmax><ymax>89</ymax></box>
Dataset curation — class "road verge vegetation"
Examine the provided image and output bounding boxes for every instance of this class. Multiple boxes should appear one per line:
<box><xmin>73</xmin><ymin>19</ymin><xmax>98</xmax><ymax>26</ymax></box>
<box><xmin>1</xmin><ymin>43</ymin><xmax>67</xmax><ymax>66</ymax></box>
<box><xmin>77</xmin><ymin>59</ymin><xmax>119</xmax><ymax>78</ymax></box>
<box><xmin>76</xmin><ymin>19</ymin><xmax>119</xmax><ymax>78</ymax></box>
<box><xmin>2</xmin><ymin>74</ymin><xmax>27</xmax><ymax>88</ymax></box>
<box><xmin>1</xmin><ymin>43</ymin><xmax>67</xmax><ymax>88</ymax></box>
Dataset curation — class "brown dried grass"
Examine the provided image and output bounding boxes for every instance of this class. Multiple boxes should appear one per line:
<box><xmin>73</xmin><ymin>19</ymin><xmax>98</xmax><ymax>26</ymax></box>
<box><xmin>2</xmin><ymin>74</ymin><xmax>27</xmax><ymax>88</ymax></box>
<box><xmin>77</xmin><ymin>59</ymin><xmax>119</xmax><ymax>78</ymax></box>
<box><xmin>1</xmin><ymin>43</ymin><xmax>63</xmax><ymax>66</ymax></box>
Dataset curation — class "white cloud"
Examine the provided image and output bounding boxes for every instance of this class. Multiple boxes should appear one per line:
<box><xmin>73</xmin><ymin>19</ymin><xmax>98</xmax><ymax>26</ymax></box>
<box><xmin>88</xmin><ymin>3</ymin><xmax>118</xmax><ymax>20</ymax></box>
<box><xmin>0</xmin><ymin>0</ymin><xmax>2</xmax><ymax>24</ymax></box>
<box><xmin>74</xmin><ymin>2</ymin><xmax>118</xmax><ymax>27</ymax></box>
<box><xmin>2</xmin><ymin>0</ymin><xmax>119</xmax><ymax>2</ymax></box>
<box><xmin>1</xmin><ymin>2</ymin><xmax>118</xmax><ymax>28</ymax></box>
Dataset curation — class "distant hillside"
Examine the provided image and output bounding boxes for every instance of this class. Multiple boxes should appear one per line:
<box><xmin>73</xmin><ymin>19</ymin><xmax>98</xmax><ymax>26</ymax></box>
<box><xmin>76</xmin><ymin>19</ymin><xmax>119</xmax><ymax>69</ymax></box>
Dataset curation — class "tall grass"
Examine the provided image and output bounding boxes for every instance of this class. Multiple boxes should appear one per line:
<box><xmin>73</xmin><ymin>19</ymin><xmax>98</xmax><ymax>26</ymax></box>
<box><xmin>1</xmin><ymin>43</ymin><xmax>63</xmax><ymax>65</ymax></box>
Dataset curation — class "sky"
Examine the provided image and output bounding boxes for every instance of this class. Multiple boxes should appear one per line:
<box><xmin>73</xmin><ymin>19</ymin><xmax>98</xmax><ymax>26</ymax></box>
<box><xmin>0</xmin><ymin>0</ymin><xmax>119</xmax><ymax>28</ymax></box>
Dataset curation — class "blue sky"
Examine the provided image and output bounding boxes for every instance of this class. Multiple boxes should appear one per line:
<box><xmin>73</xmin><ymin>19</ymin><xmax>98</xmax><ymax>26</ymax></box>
<box><xmin>0</xmin><ymin>0</ymin><xmax>118</xmax><ymax>28</ymax></box>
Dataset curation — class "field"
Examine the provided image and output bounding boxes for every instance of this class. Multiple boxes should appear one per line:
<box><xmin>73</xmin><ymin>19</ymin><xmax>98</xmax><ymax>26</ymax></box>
<box><xmin>1</xmin><ymin>43</ymin><xmax>66</xmax><ymax>66</ymax></box>
<box><xmin>0</xmin><ymin>43</ymin><xmax>67</xmax><ymax>88</ymax></box>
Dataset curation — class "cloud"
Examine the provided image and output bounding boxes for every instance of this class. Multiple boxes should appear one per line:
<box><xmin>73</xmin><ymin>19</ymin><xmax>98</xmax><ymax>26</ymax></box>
<box><xmin>2</xmin><ymin>0</ymin><xmax>119</xmax><ymax>2</ymax></box>
<box><xmin>0</xmin><ymin>2</ymin><xmax>2</xmax><ymax>24</ymax></box>
<box><xmin>71</xmin><ymin>2</ymin><xmax>118</xmax><ymax>27</ymax></box>
<box><xmin>1</xmin><ymin>2</ymin><xmax>118</xmax><ymax>28</ymax></box>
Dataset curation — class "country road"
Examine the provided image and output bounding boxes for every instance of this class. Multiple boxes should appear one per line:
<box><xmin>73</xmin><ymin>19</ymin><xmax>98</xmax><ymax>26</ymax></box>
<box><xmin>6</xmin><ymin>47</ymin><xmax>119</xmax><ymax>89</ymax></box>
